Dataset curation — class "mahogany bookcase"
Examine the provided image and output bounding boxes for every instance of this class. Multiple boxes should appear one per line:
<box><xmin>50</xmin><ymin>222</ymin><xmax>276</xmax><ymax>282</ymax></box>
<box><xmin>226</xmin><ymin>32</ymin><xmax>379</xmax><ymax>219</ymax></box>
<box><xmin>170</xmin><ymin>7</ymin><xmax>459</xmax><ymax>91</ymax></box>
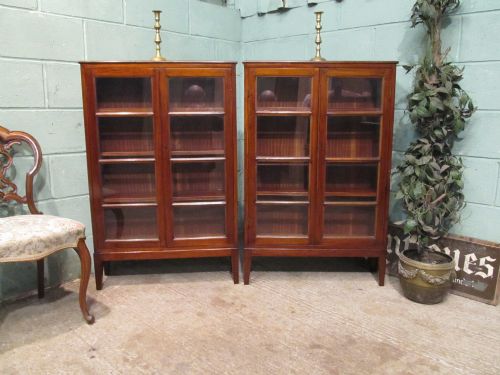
<box><xmin>243</xmin><ymin>61</ymin><xmax>397</xmax><ymax>285</ymax></box>
<box><xmin>80</xmin><ymin>62</ymin><xmax>238</xmax><ymax>288</ymax></box>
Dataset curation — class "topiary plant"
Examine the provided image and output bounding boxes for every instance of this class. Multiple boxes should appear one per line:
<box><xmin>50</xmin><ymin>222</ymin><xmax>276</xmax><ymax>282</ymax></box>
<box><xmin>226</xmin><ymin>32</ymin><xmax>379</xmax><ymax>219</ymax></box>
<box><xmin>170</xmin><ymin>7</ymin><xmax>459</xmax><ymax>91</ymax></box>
<box><xmin>395</xmin><ymin>0</ymin><xmax>475</xmax><ymax>249</ymax></box>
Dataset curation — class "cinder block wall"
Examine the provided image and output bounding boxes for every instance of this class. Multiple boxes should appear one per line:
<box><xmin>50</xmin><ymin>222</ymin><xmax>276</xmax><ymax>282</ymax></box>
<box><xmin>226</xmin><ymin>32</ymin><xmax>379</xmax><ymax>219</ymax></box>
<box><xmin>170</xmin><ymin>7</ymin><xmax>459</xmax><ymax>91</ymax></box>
<box><xmin>240</xmin><ymin>0</ymin><xmax>500</xmax><ymax>243</ymax></box>
<box><xmin>0</xmin><ymin>0</ymin><xmax>240</xmax><ymax>301</ymax></box>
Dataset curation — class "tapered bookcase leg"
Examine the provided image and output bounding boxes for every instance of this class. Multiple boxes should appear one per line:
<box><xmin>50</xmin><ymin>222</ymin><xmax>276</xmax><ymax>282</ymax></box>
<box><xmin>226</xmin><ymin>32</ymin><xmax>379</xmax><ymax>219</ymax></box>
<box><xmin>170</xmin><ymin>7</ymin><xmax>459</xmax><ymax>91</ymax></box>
<box><xmin>378</xmin><ymin>255</ymin><xmax>386</xmax><ymax>286</ymax></box>
<box><xmin>243</xmin><ymin>250</ymin><xmax>252</xmax><ymax>285</ymax></box>
<box><xmin>231</xmin><ymin>249</ymin><xmax>239</xmax><ymax>284</ymax></box>
<box><xmin>94</xmin><ymin>257</ymin><xmax>104</xmax><ymax>290</ymax></box>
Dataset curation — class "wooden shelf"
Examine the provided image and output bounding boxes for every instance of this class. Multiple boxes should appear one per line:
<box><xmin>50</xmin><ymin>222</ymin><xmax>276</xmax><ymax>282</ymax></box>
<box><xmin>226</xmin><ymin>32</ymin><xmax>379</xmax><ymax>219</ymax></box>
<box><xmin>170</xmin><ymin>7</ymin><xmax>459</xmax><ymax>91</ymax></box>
<box><xmin>171</xmin><ymin>156</ymin><xmax>225</xmax><ymax>163</ymax></box>
<box><xmin>172</xmin><ymin>200</ymin><xmax>226</xmax><ymax>207</ymax></box>
<box><xmin>173</xmin><ymin>235</ymin><xmax>227</xmax><ymax>241</ymax></box>
<box><xmin>325</xmin><ymin>201</ymin><xmax>377</xmax><ymax>206</ymax></box>
<box><xmin>99</xmin><ymin>157</ymin><xmax>155</xmax><ymax>164</ymax></box>
<box><xmin>169</xmin><ymin>108</ymin><xmax>224</xmax><ymax>116</ymax></box>
<box><xmin>101</xmin><ymin>151</ymin><xmax>155</xmax><ymax>158</ymax></box>
<box><xmin>102</xmin><ymin>202</ymin><xmax>158</xmax><ymax>208</ymax></box>
<box><xmin>325</xmin><ymin>191</ymin><xmax>377</xmax><ymax>197</ymax></box>
<box><xmin>256</xmin><ymin>235</ymin><xmax>308</xmax><ymax>239</ymax></box>
<box><xmin>323</xmin><ymin>235</ymin><xmax>375</xmax><ymax>240</ymax></box>
<box><xmin>257</xmin><ymin>191</ymin><xmax>309</xmax><ymax>197</ymax></box>
<box><xmin>171</xmin><ymin>150</ymin><xmax>225</xmax><ymax>157</ymax></box>
<box><xmin>325</xmin><ymin>157</ymin><xmax>379</xmax><ymax>163</ymax></box>
<box><xmin>96</xmin><ymin>107</ymin><xmax>153</xmax><ymax>117</ymax></box>
<box><xmin>256</xmin><ymin>110</ymin><xmax>311</xmax><ymax>116</ymax></box>
<box><xmin>327</xmin><ymin>109</ymin><xmax>382</xmax><ymax>116</ymax></box>
<box><xmin>102</xmin><ymin>196</ymin><xmax>157</xmax><ymax>205</ymax></box>
<box><xmin>256</xmin><ymin>156</ymin><xmax>310</xmax><ymax>163</ymax></box>
<box><xmin>104</xmin><ymin>237</ymin><xmax>159</xmax><ymax>243</ymax></box>
<box><xmin>256</xmin><ymin>200</ymin><xmax>309</xmax><ymax>205</ymax></box>
<box><xmin>172</xmin><ymin>195</ymin><xmax>226</xmax><ymax>203</ymax></box>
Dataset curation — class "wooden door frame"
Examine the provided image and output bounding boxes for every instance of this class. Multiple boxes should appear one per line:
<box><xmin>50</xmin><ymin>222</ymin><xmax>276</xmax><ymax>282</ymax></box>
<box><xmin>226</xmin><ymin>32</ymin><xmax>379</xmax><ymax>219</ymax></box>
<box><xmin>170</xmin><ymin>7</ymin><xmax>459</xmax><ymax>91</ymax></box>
<box><xmin>80</xmin><ymin>65</ymin><xmax>163</xmax><ymax>250</ymax></box>
<box><xmin>315</xmin><ymin>64</ymin><xmax>396</xmax><ymax>248</ymax></box>
<box><xmin>158</xmin><ymin>67</ymin><xmax>237</xmax><ymax>248</ymax></box>
<box><xmin>244</xmin><ymin>65</ymin><xmax>319</xmax><ymax>247</ymax></box>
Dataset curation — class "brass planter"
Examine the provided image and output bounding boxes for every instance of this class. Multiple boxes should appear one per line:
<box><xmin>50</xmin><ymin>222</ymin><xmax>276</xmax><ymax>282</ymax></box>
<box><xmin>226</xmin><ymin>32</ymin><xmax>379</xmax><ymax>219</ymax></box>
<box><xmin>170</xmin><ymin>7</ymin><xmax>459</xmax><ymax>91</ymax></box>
<box><xmin>398</xmin><ymin>248</ymin><xmax>455</xmax><ymax>304</ymax></box>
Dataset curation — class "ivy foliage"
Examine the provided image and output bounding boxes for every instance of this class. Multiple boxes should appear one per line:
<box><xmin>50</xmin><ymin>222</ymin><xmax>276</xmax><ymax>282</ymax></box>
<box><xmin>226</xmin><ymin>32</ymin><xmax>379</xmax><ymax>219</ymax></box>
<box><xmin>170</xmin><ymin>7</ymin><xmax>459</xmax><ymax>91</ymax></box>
<box><xmin>410</xmin><ymin>0</ymin><xmax>460</xmax><ymax>29</ymax></box>
<box><xmin>396</xmin><ymin>0</ymin><xmax>475</xmax><ymax>248</ymax></box>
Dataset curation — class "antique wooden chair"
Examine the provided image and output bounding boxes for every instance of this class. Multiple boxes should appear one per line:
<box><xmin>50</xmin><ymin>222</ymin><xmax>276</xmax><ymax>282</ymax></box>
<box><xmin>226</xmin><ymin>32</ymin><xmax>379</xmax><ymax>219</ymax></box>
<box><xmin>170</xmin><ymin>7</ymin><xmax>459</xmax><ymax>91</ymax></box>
<box><xmin>0</xmin><ymin>125</ymin><xmax>94</xmax><ymax>324</ymax></box>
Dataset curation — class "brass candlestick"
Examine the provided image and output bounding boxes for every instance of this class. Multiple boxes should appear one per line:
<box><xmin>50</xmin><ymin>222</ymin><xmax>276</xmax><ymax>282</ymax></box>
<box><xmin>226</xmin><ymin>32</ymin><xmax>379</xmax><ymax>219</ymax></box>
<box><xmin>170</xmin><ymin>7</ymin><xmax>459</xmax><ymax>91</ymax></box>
<box><xmin>152</xmin><ymin>10</ymin><xmax>166</xmax><ymax>61</ymax></box>
<box><xmin>310</xmin><ymin>11</ymin><xmax>326</xmax><ymax>62</ymax></box>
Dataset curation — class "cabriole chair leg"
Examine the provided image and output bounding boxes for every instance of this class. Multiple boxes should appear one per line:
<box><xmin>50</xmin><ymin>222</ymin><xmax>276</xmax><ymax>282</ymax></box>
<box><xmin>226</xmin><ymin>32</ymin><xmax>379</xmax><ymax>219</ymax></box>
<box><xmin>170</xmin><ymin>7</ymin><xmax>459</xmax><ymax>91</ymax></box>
<box><xmin>74</xmin><ymin>238</ymin><xmax>95</xmax><ymax>324</ymax></box>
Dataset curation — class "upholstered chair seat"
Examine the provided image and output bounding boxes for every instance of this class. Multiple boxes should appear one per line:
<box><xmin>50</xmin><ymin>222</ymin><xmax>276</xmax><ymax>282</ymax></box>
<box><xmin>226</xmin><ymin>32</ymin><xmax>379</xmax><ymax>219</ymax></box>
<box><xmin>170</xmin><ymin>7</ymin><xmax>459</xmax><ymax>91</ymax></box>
<box><xmin>0</xmin><ymin>215</ymin><xmax>85</xmax><ymax>262</ymax></box>
<box><xmin>1</xmin><ymin>125</ymin><xmax>94</xmax><ymax>324</ymax></box>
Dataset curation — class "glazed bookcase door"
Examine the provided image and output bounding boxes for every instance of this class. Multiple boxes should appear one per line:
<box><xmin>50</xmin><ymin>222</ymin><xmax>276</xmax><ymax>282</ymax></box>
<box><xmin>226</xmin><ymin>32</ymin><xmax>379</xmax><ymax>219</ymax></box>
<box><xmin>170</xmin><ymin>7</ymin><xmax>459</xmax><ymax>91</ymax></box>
<box><xmin>84</xmin><ymin>68</ymin><xmax>164</xmax><ymax>249</ymax></box>
<box><xmin>245</xmin><ymin>68</ymin><xmax>319</xmax><ymax>245</ymax></box>
<box><xmin>317</xmin><ymin>67</ymin><xmax>394</xmax><ymax>247</ymax></box>
<box><xmin>162</xmin><ymin>69</ymin><xmax>236</xmax><ymax>246</ymax></box>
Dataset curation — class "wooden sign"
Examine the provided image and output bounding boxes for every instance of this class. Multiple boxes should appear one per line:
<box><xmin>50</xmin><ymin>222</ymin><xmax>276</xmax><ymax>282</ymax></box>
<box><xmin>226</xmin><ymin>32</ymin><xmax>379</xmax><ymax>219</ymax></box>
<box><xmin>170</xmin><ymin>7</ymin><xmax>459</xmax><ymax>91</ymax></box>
<box><xmin>387</xmin><ymin>225</ymin><xmax>500</xmax><ymax>305</ymax></box>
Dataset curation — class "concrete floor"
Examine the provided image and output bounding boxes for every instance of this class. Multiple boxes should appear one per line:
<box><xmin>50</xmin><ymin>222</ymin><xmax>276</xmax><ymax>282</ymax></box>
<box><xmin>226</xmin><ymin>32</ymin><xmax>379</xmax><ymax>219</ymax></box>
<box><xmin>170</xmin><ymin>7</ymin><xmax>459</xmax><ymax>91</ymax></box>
<box><xmin>0</xmin><ymin>258</ymin><xmax>499</xmax><ymax>374</ymax></box>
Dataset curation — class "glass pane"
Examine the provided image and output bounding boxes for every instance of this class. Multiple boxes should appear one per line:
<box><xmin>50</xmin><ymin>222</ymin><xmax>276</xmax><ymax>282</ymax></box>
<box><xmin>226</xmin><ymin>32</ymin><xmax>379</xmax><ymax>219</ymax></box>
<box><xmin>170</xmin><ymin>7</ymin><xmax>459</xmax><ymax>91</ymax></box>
<box><xmin>99</xmin><ymin>117</ymin><xmax>153</xmax><ymax>157</ymax></box>
<box><xmin>172</xmin><ymin>160</ymin><xmax>225</xmax><ymax>200</ymax></box>
<box><xmin>96</xmin><ymin>78</ymin><xmax>151</xmax><ymax>110</ymax></box>
<box><xmin>170</xmin><ymin>116</ymin><xmax>224</xmax><ymax>156</ymax></box>
<box><xmin>256</xmin><ymin>204</ymin><xmax>308</xmax><ymax>237</ymax></box>
<box><xmin>169</xmin><ymin>77</ymin><xmax>223</xmax><ymax>111</ymax></box>
<box><xmin>326</xmin><ymin>164</ymin><xmax>377</xmax><ymax>196</ymax></box>
<box><xmin>104</xmin><ymin>206</ymin><xmax>158</xmax><ymax>240</ymax></box>
<box><xmin>257</xmin><ymin>163</ymin><xmax>308</xmax><ymax>194</ymax></box>
<box><xmin>257</xmin><ymin>116</ymin><xmax>310</xmax><ymax>157</ymax></box>
<box><xmin>324</xmin><ymin>205</ymin><xmax>375</xmax><ymax>237</ymax></box>
<box><xmin>173</xmin><ymin>204</ymin><xmax>225</xmax><ymax>238</ymax></box>
<box><xmin>101</xmin><ymin>163</ymin><xmax>156</xmax><ymax>202</ymax></box>
<box><xmin>327</xmin><ymin>116</ymin><xmax>380</xmax><ymax>158</ymax></box>
<box><xmin>256</xmin><ymin>77</ymin><xmax>311</xmax><ymax>111</ymax></box>
<box><xmin>328</xmin><ymin>78</ymin><xmax>381</xmax><ymax>112</ymax></box>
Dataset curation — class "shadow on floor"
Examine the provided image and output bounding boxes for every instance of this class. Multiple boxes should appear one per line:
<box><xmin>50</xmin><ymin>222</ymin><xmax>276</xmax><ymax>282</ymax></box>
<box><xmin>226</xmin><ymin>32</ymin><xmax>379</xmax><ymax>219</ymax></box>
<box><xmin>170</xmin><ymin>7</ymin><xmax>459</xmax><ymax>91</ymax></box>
<box><xmin>102</xmin><ymin>256</ymin><xmax>382</xmax><ymax>286</ymax></box>
<box><xmin>107</xmin><ymin>257</ymin><xmax>232</xmax><ymax>276</ymax></box>
<box><xmin>250</xmin><ymin>257</ymin><xmax>382</xmax><ymax>284</ymax></box>
<box><xmin>108</xmin><ymin>256</ymin><xmax>374</xmax><ymax>274</ymax></box>
<box><xmin>252</xmin><ymin>257</ymin><xmax>372</xmax><ymax>272</ymax></box>
<box><xmin>0</xmin><ymin>286</ymin><xmax>108</xmax><ymax>354</ymax></box>
<box><xmin>98</xmin><ymin>257</ymin><xmax>235</xmax><ymax>287</ymax></box>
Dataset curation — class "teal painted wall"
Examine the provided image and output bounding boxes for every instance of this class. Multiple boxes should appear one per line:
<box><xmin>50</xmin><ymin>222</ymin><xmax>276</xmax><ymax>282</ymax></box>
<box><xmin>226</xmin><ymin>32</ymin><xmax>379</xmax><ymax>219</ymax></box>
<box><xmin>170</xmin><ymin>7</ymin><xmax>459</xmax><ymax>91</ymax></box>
<box><xmin>1</xmin><ymin>0</ymin><xmax>499</xmax><ymax>301</ymax></box>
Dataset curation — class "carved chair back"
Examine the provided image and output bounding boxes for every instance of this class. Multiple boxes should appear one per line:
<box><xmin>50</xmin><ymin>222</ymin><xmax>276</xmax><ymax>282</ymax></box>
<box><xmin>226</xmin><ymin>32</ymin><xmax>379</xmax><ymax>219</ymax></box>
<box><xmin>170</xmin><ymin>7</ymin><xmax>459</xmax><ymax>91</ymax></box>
<box><xmin>0</xmin><ymin>125</ymin><xmax>42</xmax><ymax>215</ymax></box>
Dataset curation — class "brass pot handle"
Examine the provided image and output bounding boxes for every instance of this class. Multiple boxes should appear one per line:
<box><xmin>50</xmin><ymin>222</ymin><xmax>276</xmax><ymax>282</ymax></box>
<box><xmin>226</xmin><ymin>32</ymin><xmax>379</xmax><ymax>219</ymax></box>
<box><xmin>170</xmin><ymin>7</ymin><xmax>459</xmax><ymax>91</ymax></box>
<box><xmin>398</xmin><ymin>261</ymin><xmax>418</xmax><ymax>279</ymax></box>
